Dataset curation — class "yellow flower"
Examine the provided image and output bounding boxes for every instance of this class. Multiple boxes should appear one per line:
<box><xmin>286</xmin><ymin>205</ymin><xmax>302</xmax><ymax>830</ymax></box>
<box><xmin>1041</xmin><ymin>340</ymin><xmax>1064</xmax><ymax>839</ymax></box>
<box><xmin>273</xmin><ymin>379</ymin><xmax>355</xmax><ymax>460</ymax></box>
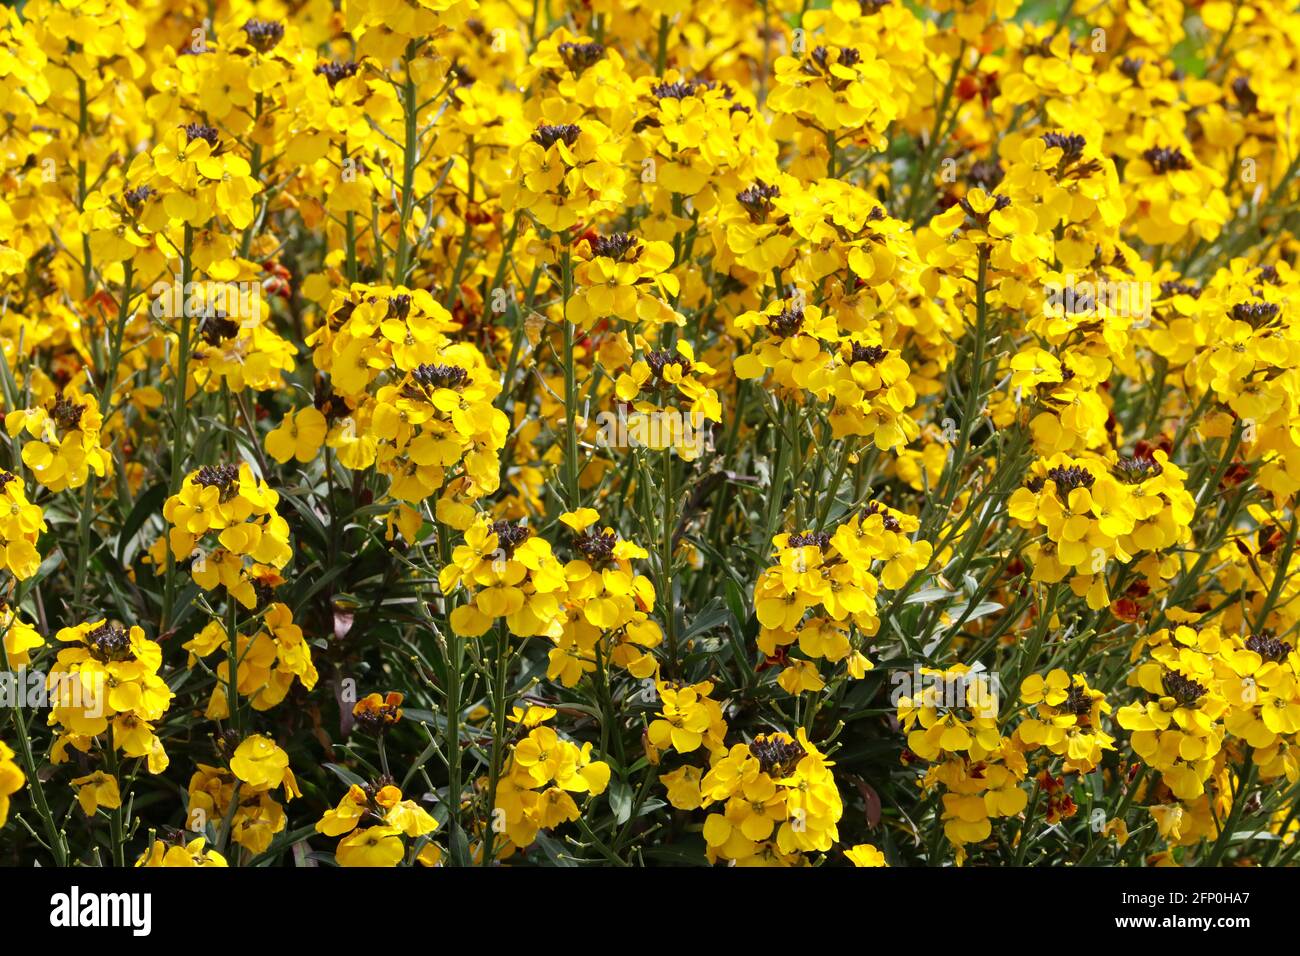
<box><xmin>647</xmin><ymin>679</ymin><xmax>725</xmax><ymax>755</ymax></box>
<box><xmin>6</xmin><ymin>389</ymin><xmax>112</xmax><ymax>492</ymax></box>
<box><xmin>318</xmin><ymin>779</ymin><xmax>439</xmax><ymax>866</ymax></box>
<box><xmin>71</xmin><ymin>771</ymin><xmax>121</xmax><ymax>817</ymax></box>
<box><xmin>336</xmin><ymin>824</ymin><xmax>405</xmax><ymax>867</ymax></box>
<box><xmin>0</xmin><ymin>742</ymin><xmax>24</xmax><ymax>828</ymax></box>
<box><xmin>48</xmin><ymin>620</ymin><xmax>172</xmax><ymax>773</ymax></box>
<box><xmin>0</xmin><ymin>472</ymin><xmax>46</xmax><ymax>581</ymax></box>
<box><xmin>163</xmin><ymin>463</ymin><xmax>292</xmax><ymax>606</ymax></box>
<box><xmin>135</xmin><ymin>837</ymin><xmax>228</xmax><ymax>867</ymax></box>
<box><xmin>845</xmin><ymin>843</ymin><xmax>887</xmax><ymax>867</ymax></box>
<box><xmin>229</xmin><ymin>734</ymin><xmax>298</xmax><ymax>798</ymax></box>
<box><xmin>265</xmin><ymin>407</ymin><xmax>328</xmax><ymax>464</ymax></box>
<box><xmin>1</xmin><ymin>605</ymin><xmax>43</xmax><ymax>668</ymax></box>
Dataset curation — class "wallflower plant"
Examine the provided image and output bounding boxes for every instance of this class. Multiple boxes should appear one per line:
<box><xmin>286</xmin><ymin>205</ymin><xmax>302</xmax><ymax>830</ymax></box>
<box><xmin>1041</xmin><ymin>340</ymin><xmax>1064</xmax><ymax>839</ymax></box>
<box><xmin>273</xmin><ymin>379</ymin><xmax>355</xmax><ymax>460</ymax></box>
<box><xmin>1</xmin><ymin>0</ymin><xmax>1299</xmax><ymax>876</ymax></box>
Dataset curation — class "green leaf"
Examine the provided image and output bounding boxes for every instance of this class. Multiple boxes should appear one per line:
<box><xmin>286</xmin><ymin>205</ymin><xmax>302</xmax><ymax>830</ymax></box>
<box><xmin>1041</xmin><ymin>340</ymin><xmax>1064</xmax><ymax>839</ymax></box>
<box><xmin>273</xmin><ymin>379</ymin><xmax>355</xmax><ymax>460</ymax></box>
<box><xmin>322</xmin><ymin>762</ymin><xmax>367</xmax><ymax>789</ymax></box>
<box><xmin>532</xmin><ymin>831</ymin><xmax>578</xmax><ymax>866</ymax></box>
<box><xmin>960</xmin><ymin>601</ymin><xmax>1003</xmax><ymax>623</ymax></box>
<box><xmin>449</xmin><ymin>821</ymin><xmax>471</xmax><ymax>866</ymax></box>
<box><xmin>279</xmin><ymin>489</ymin><xmax>330</xmax><ymax>554</ymax></box>
<box><xmin>117</xmin><ymin>482</ymin><xmax>168</xmax><ymax>565</ymax></box>
<box><xmin>640</xmin><ymin>841</ymin><xmax>708</xmax><ymax>865</ymax></box>
<box><xmin>683</xmin><ymin>596</ymin><xmax>730</xmax><ymax>641</ymax></box>
<box><xmin>905</xmin><ymin>587</ymin><xmax>955</xmax><ymax>604</ymax></box>
<box><xmin>724</xmin><ymin>576</ymin><xmax>749</xmax><ymax>627</ymax></box>
<box><xmin>291</xmin><ymin>563</ymin><xmax>350</xmax><ymax>614</ymax></box>
<box><xmin>28</xmin><ymin>547</ymin><xmax>65</xmax><ymax>591</ymax></box>
<box><xmin>609</xmin><ymin>779</ymin><xmax>633</xmax><ymax>825</ymax></box>
<box><xmin>251</xmin><ymin>823</ymin><xmax>320</xmax><ymax>866</ymax></box>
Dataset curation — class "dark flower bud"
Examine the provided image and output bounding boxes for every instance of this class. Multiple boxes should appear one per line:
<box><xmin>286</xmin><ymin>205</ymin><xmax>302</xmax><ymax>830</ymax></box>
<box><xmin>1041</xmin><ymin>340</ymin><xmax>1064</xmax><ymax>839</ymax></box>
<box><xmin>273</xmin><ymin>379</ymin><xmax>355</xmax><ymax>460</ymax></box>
<box><xmin>242</xmin><ymin>19</ymin><xmax>285</xmax><ymax>54</ymax></box>
<box><xmin>532</xmin><ymin>124</ymin><xmax>581</xmax><ymax>150</ymax></box>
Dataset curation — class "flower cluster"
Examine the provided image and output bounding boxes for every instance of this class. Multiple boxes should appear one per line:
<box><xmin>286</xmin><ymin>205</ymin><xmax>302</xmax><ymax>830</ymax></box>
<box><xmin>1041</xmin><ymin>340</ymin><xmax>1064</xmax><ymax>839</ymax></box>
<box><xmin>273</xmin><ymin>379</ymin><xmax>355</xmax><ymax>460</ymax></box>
<box><xmin>317</xmin><ymin>780</ymin><xmax>440</xmax><ymax>867</ymax></box>
<box><xmin>0</xmin><ymin>473</ymin><xmax>45</xmax><ymax>581</ymax></box>
<box><xmin>182</xmin><ymin>603</ymin><xmax>318</xmax><ymax>717</ymax></box>
<box><xmin>163</xmin><ymin>463</ymin><xmax>292</xmax><ymax>608</ymax></box>
<box><xmin>439</xmin><ymin>514</ymin><xmax>568</xmax><ymax>638</ymax></box>
<box><xmin>135</xmin><ymin>836</ymin><xmax>228</xmax><ymax>868</ymax></box>
<box><xmin>698</xmin><ymin>731</ymin><xmax>844</xmax><ymax>866</ymax></box>
<box><xmin>490</xmin><ymin>722</ymin><xmax>611</xmax><ymax>851</ymax></box>
<box><xmin>4</xmin><ymin>0</ymin><xmax>1300</xmax><ymax>876</ymax></box>
<box><xmin>6</xmin><ymin>388</ymin><xmax>112</xmax><ymax>492</ymax></box>
<box><xmin>187</xmin><ymin>735</ymin><xmax>300</xmax><ymax>857</ymax></box>
<box><xmin>308</xmin><ymin>285</ymin><xmax>508</xmax><ymax>510</ymax></box>
<box><xmin>547</xmin><ymin>509</ymin><xmax>661</xmax><ymax>686</ymax></box>
<box><xmin>1017</xmin><ymin>670</ymin><xmax>1116</xmax><ymax>774</ymax></box>
<box><xmin>896</xmin><ymin>664</ymin><xmax>1029</xmax><ymax>858</ymax></box>
<box><xmin>47</xmin><ymin>620</ymin><xmax>173</xmax><ymax>774</ymax></box>
<box><xmin>1008</xmin><ymin>453</ymin><xmax>1195</xmax><ymax>608</ymax></box>
<box><xmin>1118</xmin><ymin>615</ymin><xmax>1300</xmax><ymax>809</ymax></box>
<box><xmin>753</xmin><ymin>505</ymin><xmax>931</xmax><ymax>694</ymax></box>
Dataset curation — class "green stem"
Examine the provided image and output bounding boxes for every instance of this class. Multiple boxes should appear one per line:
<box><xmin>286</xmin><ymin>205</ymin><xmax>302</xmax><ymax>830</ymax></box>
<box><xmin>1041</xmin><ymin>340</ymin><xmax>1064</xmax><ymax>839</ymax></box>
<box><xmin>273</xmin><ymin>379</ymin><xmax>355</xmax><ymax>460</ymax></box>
<box><xmin>655</xmin><ymin>15</ymin><xmax>670</xmax><ymax>75</ymax></box>
<box><xmin>160</xmin><ymin>225</ymin><xmax>195</xmax><ymax>634</ymax></box>
<box><xmin>445</xmin><ymin>138</ymin><xmax>476</xmax><ymax>310</ymax></box>
<box><xmin>934</xmin><ymin>245</ymin><xmax>991</xmax><ymax>523</ymax></box>
<box><xmin>1013</xmin><ymin>780</ymin><xmax>1042</xmax><ymax>865</ymax></box>
<box><xmin>561</xmin><ymin>243</ymin><xmax>580</xmax><ymax>507</ymax></box>
<box><xmin>73</xmin><ymin>262</ymin><xmax>134</xmax><ymax>610</ymax></box>
<box><xmin>1205</xmin><ymin>755</ymin><xmax>1256</xmax><ymax>866</ymax></box>
<box><xmin>445</xmin><ymin>631</ymin><xmax>464</xmax><ymax>863</ymax></box>
<box><xmin>435</xmin><ymin>523</ymin><xmax>466</xmax><ymax>865</ymax></box>
<box><xmin>661</xmin><ymin>449</ymin><xmax>679</xmax><ymax>676</ymax></box>
<box><xmin>225</xmin><ymin>598</ymin><xmax>240</xmax><ymax>735</ymax></box>
<box><xmin>77</xmin><ymin>76</ymin><xmax>95</xmax><ymax>303</ymax></box>
<box><xmin>1254</xmin><ymin>513</ymin><xmax>1298</xmax><ymax>631</ymax></box>
<box><xmin>239</xmin><ymin>92</ymin><xmax>265</xmax><ymax>259</ymax></box>
<box><xmin>480</xmin><ymin>624</ymin><xmax>511</xmax><ymax>865</ymax></box>
<box><xmin>392</xmin><ymin>43</ymin><xmax>421</xmax><ymax>285</ymax></box>
<box><xmin>2</xmin><ymin>624</ymin><xmax>68</xmax><ymax>865</ymax></box>
<box><xmin>104</xmin><ymin>745</ymin><xmax>126</xmax><ymax>867</ymax></box>
<box><xmin>902</xmin><ymin>43</ymin><xmax>965</xmax><ymax>222</ymax></box>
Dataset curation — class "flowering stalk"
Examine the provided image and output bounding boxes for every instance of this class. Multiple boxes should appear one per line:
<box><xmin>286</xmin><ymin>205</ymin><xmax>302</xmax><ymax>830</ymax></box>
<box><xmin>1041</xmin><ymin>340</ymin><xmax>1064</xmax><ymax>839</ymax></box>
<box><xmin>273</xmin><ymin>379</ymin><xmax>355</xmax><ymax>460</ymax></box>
<box><xmin>76</xmin><ymin>75</ymin><xmax>95</xmax><ymax>305</ymax></box>
<box><xmin>73</xmin><ymin>262</ymin><xmax>134</xmax><ymax>610</ymax></box>
<box><xmin>238</xmin><ymin>92</ymin><xmax>265</xmax><ymax>259</ymax></box>
<box><xmin>901</xmin><ymin>44</ymin><xmax>965</xmax><ymax>222</ymax></box>
<box><xmin>445</xmin><ymin>138</ymin><xmax>477</xmax><ymax>310</ymax></box>
<box><xmin>933</xmin><ymin>245</ymin><xmax>991</xmax><ymax>522</ymax></box>
<box><xmin>160</xmin><ymin>225</ymin><xmax>195</xmax><ymax>633</ymax></box>
<box><xmin>4</xmin><ymin>0</ymin><xmax>1300</xmax><ymax>875</ymax></box>
<box><xmin>225</xmin><ymin>600</ymin><xmax>240</xmax><ymax>735</ymax></box>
